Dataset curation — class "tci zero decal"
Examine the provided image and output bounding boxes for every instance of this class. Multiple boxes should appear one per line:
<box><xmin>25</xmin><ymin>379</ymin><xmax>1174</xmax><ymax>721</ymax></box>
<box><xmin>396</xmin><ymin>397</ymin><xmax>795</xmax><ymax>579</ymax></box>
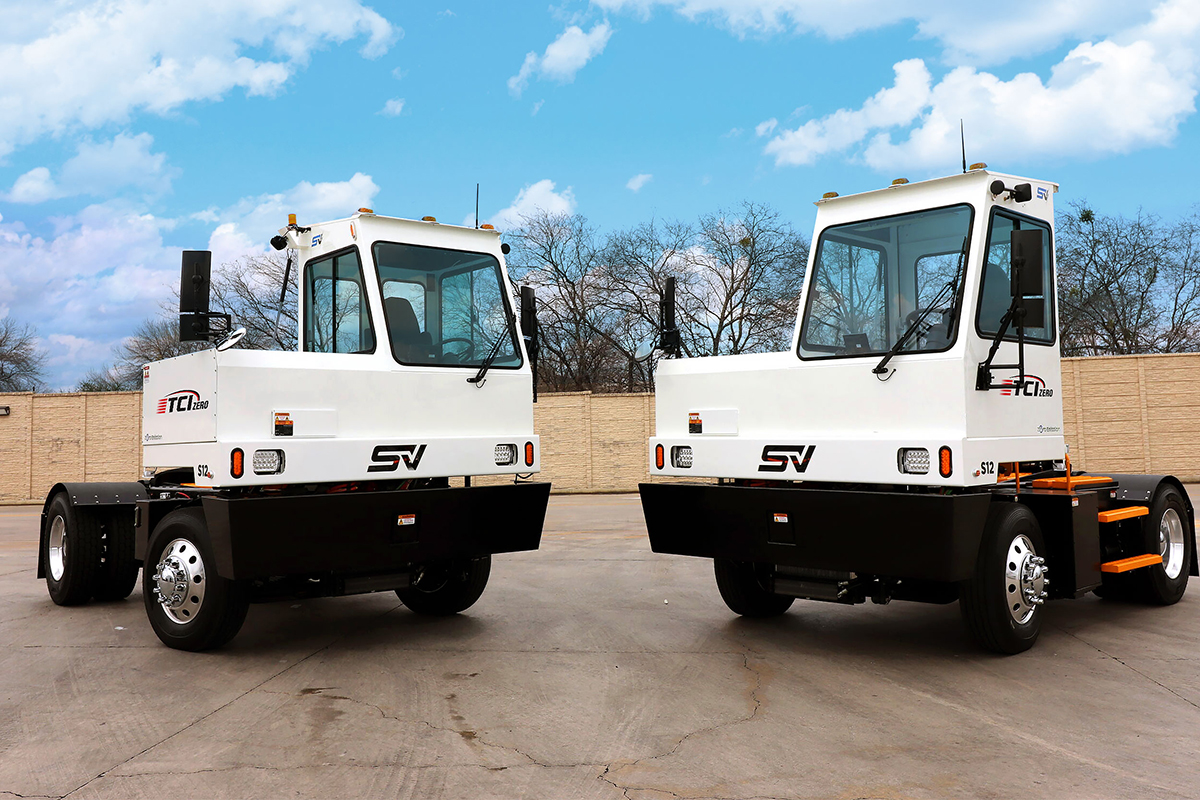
<box><xmin>156</xmin><ymin>389</ymin><xmax>209</xmax><ymax>414</ymax></box>
<box><xmin>367</xmin><ymin>444</ymin><xmax>428</xmax><ymax>472</ymax></box>
<box><xmin>1000</xmin><ymin>375</ymin><xmax>1054</xmax><ymax>398</ymax></box>
<box><xmin>758</xmin><ymin>445</ymin><xmax>816</xmax><ymax>473</ymax></box>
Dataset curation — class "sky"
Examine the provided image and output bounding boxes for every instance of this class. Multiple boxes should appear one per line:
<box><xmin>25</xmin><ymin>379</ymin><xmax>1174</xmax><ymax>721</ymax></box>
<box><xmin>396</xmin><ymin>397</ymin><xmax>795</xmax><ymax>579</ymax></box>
<box><xmin>2</xmin><ymin>0</ymin><xmax>1199</xmax><ymax>389</ymax></box>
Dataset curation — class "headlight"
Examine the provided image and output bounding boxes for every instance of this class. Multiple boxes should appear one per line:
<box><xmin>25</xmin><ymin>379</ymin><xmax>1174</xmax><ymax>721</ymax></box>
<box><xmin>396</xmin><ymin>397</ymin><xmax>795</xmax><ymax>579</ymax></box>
<box><xmin>897</xmin><ymin>448</ymin><xmax>930</xmax><ymax>475</ymax></box>
<box><xmin>252</xmin><ymin>449</ymin><xmax>285</xmax><ymax>475</ymax></box>
<box><xmin>494</xmin><ymin>444</ymin><xmax>517</xmax><ymax>466</ymax></box>
<box><xmin>671</xmin><ymin>446</ymin><xmax>693</xmax><ymax>468</ymax></box>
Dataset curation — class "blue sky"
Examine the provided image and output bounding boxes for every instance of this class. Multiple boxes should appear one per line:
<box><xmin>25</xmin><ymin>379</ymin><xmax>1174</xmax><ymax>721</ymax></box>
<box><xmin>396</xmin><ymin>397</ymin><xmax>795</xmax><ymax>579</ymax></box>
<box><xmin>2</xmin><ymin>0</ymin><xmax>1199</xmax><ymax>388</ymax></box>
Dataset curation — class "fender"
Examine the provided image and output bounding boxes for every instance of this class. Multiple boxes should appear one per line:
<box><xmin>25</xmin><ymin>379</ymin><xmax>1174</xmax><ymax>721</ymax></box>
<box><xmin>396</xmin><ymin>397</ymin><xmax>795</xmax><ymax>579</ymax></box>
<box><xmin>1107</xmin><ymin>473</ymin><xmax>1199</xmax><ymax>577</ymax></box>
<box><xmin>38</xmin><ymin>482</ymin><xmax>149</xmax><ymax>579</ymax></box>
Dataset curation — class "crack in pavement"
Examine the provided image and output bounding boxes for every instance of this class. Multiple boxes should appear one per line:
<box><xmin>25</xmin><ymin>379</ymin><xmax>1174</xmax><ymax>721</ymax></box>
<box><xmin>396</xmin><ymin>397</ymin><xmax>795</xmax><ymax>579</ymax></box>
<box><xmin>1053</xmin><ymin>624</ymin><xmax>1200</xmax><ymax>712</ymax></box>
<box><xmin>597</xmin><ymin>649</ymin><xmax>767</xmax><ymax>800</ymax></box>
<box><xmin>57</xmin><ymin>601</ymin><xmax>406</xmax><ymax>799</ymax></box>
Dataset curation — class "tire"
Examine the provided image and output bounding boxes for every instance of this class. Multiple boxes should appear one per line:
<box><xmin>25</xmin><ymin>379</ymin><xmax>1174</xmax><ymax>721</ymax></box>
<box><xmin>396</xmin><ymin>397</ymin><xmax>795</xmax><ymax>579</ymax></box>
<box><xmin>1133</xmin><ymin>485</ymin><xmax>1193</xmax><ymax>605</ymax></box>
<box><xmin>959</xmin><ymin>502</ymin><xmax>1047</xmax><ymax>654</ymax></box>
<box><xmin>94</xmin><ymin>508</ymin><xmax>140</xmax><ymax>601</ymax></box>
<box><xmin>143</xmin><ymin>507</ymin><xmax>249</xmax><ymax>651</ymax></box>
<box><xmin>713</xmin><ymin>559</ymin><xmax>794</xmax><ymax>617</ymax></box>
<box><xmin>396</xmin><ymin>556</ymin><xmax>490</xmax><ymax>616</ymax></box>
<box><xmin>43</xmin><ymin>493</ymin><xmax>102</xmax><ymax>606</ymax></box>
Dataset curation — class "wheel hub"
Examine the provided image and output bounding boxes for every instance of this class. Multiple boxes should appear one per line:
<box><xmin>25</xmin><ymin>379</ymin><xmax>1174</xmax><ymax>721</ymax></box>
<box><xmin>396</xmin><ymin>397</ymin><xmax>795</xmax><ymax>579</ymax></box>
<box><xmin>48</xmin><ymin>515</ymin><xmax>67</xmax><ymax>582</ymax></box>
<box><xmin>151</xmin><ymin>538</ymin><xmax>206</xmax><ymax>624</ymax></box>
<box><xmin>1159</xmin><ymin>507</ymin><xmax>1184</xmax><ymax>581</ymax></box>
<box><xmin>1005</xmin><ymin>535</ymin><xmax>1049</xmax><ymax>624</ymax></box>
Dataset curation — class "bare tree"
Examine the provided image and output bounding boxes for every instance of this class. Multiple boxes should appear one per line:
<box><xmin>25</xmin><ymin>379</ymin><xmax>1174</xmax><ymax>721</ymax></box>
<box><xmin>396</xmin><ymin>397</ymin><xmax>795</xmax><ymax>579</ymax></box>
<box><xmin>1057</xmin><ymin>203</ymin><xmax>1200</xmax><ymax>355</ymax></box>
<box><xmin>679</xmin><ymin>202</ymin><xmax>809</xmax><ymax>357</ymax></box>
<box><xmin>0</xmin><ymin>318</ymin><xmax>47</xmax><ymax>391</ymax></box>
<box><xmin>210</xmin><ymin>252</ymin><xmax>298</xmax><ymax>351</ymax></box>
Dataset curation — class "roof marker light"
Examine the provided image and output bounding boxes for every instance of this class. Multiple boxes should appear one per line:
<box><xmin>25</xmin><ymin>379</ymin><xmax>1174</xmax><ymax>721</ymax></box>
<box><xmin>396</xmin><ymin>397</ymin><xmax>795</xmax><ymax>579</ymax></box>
<box><xmin>480</xmin><ymin>223</ymin><xmax>495</xmax><ymax>230</ymax></box>
<box><xmin>422</xmin><ymin>216</ymin><xmax>437</xmax><ymax>222</ymax></box>
<box><xmin>969</xmin><ymin>162</ymin><xmax>988</xmax><ymax>170</ymax></box>
<box><xmin>288</xmin><ymin>213</ymin><xmax>297</xmax><ymax>225</ymax></box>
<box><xmin>822</xmin><ymin>191</ymin><xmax>839</xmax><ymax>199</ymax></box>
<box><xmin>891</xmin><ymin>178</ymin><xmax>909</xmax><ymax>185</ymax></box>
<box><xmin>358</xmin><ymin>208</ymin><xmax>374</xmax><ymax>214</ymax></box>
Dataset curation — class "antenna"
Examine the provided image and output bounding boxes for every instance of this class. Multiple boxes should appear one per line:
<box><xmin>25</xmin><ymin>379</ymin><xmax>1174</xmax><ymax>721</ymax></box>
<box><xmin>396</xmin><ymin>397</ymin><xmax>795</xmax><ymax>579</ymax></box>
<box><xmin>475</xmin><ymin>183</ymin><xmax>479</xmax><ymax>229</ymax></box>
<box><xmin>960</xmin><ymin>120</ymin><xmax>967</xmax><ymax>174</ymax></box>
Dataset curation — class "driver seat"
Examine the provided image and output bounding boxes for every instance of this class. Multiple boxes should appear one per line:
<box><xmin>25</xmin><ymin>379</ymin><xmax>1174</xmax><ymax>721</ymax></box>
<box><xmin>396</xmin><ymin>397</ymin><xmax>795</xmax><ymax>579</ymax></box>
<box><xmin>384</xmin><ymin>297</ymin><xmax>431</xmax><ymax>362</ymax></box>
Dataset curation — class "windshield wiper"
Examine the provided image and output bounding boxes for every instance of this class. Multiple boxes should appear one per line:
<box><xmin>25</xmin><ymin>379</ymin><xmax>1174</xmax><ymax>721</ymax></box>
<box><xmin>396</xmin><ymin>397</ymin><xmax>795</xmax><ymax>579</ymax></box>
<box><xmin>467</xmin><ymin>329</ymin><xmax>509</xmax><ymax>387</ymax></box>
<box><xmin>872</xmin><ymin>237</ymin><xmax>967</xmax><ymax>376</ymax></box>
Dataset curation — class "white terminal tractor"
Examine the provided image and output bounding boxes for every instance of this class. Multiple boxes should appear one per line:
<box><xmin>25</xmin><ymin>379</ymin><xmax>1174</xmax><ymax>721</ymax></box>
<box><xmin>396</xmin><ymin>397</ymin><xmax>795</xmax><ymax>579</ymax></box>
<box><xmin>640</xmin><ymin>167</ymin><xmax>1196</xmax><ymax>653</ymax></box>
<box><xmin>39</xmin><ymin>209</ymin><xmax>549</xmax><ymax>650</ymax></box>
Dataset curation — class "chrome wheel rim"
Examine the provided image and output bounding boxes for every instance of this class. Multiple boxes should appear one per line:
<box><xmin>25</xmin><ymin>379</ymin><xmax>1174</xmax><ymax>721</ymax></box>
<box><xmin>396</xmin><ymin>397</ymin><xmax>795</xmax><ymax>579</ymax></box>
<box><xmin>1160</xmin><ymin>508</ymin><xmax>1185</xmax><ymax>581</ymax></box>
<box><xmin>1005</xmin><ymin>534</ymin><xmax>1048</xmax><ymax>625</ymax></box>
<box><xmin>48</xmin><ymin>515</ymin><xmax>66</xmax><ymax>582</ymax></box>
<box><xmin>151</xmin><ymin>538</ymin><xmax>206</xmax><ymax>625</ymax></box>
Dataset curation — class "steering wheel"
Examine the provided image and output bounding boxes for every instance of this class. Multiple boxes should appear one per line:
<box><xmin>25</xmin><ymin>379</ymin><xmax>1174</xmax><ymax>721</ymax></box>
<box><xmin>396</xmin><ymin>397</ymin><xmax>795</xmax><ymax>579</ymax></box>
<box><xmin>441</xmin><ymin>337</ymin><xmax>475</xmax><ymax>363</ymax></box>
<box><xmin>902</xmin><ymin>308</ymin><xmax>948</xmax><ymax>349</ymax></box>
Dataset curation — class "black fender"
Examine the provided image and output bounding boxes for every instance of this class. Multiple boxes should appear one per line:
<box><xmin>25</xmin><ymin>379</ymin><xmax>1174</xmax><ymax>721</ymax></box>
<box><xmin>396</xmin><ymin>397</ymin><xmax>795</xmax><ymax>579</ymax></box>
<box><xmin>1107</xmin><ymin>474</ymin><xmax>1198</xmax><ymax>577</ymax></box>
<box><xmin>38</xmin><ymin>482</ymin><xmax>149</xmax><ymax>579</ymax></box>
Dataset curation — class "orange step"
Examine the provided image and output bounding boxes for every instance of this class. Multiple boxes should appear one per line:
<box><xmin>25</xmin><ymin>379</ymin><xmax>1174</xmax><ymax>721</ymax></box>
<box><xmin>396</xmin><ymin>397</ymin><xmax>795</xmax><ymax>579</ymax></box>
<box><xmin>1100</xmin><ymin>554</ymin><xmax>1163</xmax><ymax>573</ymax></box>
<box><xmin>1031</xmin><ymin>475</ymin><xmax>1113</xmax><ymax>490</ymax></box>
<box><xmin>1098</xmin><ymin>506</ymin><xmax>1149</xmax><ymax>524</ymax></box>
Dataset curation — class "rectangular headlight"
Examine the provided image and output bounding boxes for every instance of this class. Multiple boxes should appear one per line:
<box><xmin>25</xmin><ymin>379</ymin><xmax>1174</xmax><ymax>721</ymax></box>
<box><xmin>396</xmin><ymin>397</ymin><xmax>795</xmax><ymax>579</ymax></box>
<box><xmin>252</xmin><ymin>449</ymin><xmax>285</xmax><ymax>475</ymax></box>
<box><xmin>671</xmin><ymin>445</ymin><xmax>693</xmax><ymax>469</ymax></box>
<box><xmin>897</xmin><ymin>448</ymin><xmax>930</xmax><ymax>475</ymax></box>
<box><xmin>494</xmin><ymin>443</ymin><xmax>517</xmax><ymax>466</ymax></box>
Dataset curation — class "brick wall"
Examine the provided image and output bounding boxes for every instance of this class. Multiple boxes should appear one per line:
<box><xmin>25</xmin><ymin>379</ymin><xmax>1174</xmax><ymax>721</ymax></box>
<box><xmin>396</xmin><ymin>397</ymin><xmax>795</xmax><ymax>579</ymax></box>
<box><xmin>3</xmin><ymin>355</ymin><xmax>1199</xmax><ymax>502</ymax></box>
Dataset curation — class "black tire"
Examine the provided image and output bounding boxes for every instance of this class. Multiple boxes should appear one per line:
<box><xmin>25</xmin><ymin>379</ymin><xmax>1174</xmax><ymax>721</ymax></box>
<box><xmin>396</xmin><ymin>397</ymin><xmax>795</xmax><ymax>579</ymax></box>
<box><xmin>396</xmin><ymin>556</ymin><xmax>491</xmax><ymax>616</ymax></box>
<box><xmin>713</xmin><ymin>559</ymin><xmax>794</xmax><ymax>617</ymax></box>
<box><xmin>143</xmin><ymin>507</ymin><xmax>249</xmax><ymax>651</ymax></box>
<box><xmin>94</xmin><ymin>508</ymin><xmax>140</xmax><ymax>601</ymax></box>
<box><xmin>1133</xmin><ymin>485</ymin><xmax>1193</xmax><ymax>605</ymax></box>
<box><xmin>959</xmin><ymin>502</ymin><xmax>1047</xmax><ymax>654</ymax></box>
<box><xmin>43</xmin><ymin>493</ymin><xmax>102</xmax><ymax>606</ymax></box>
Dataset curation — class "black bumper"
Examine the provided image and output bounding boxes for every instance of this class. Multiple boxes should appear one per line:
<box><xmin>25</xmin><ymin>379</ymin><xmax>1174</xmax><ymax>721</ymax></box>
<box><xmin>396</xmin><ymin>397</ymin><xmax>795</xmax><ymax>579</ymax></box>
<box><xmin>639</xmin><ymin>483</ymin><xmax>991</xmax><ymax>583</ymax></box>
<box><xmin>197</xmin><ymin>482</ymin><xmax>550</xmax><ymax>580</ymax></box>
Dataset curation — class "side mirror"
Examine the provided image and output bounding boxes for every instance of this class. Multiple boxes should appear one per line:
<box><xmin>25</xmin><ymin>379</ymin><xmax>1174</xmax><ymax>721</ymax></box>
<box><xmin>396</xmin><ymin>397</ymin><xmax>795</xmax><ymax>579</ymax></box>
<box><xmin>1009</xmin><ymin>229</ymin><xmax>1044</xmax><ymax>297</ymax></box>
<box><xmin>520</xmin><ymin>285</ymin><xmax>538</xmax><ymax>400</ymax></box>
<box><xmin>634</xmin><ymin>339</ymin><xmax>655</xmax><ymax>362</ymax></box>
<box><xmin>179</xmin><ymin>250</ymin><xmax>212</xmax><ymax>342</ymax></box>
<box><xmin>658</xmin><ymin>276</ymin><xmax>681</xmax><ymax>357</ymax></box>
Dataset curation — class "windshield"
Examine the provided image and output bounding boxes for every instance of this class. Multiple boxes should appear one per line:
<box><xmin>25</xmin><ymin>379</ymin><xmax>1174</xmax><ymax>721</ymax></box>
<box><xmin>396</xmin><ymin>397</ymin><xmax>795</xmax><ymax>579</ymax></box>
<box><xmin>798</xmin><ymin>205</ymin><xmax>973</xmax><ymax>360</ymax></box>
<box><xmin>373</xmin><ymin>242</ymin><xmax>522</xmax><ymax>369</ymax></box>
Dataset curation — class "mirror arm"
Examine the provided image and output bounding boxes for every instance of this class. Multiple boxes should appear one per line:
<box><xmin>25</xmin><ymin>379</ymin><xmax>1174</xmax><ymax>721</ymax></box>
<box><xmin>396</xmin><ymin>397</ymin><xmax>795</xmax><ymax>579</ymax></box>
<box><xmin>975</xmin><ymin>296</ymin><xmax>1028</xmax><ymax>391</ymax></box>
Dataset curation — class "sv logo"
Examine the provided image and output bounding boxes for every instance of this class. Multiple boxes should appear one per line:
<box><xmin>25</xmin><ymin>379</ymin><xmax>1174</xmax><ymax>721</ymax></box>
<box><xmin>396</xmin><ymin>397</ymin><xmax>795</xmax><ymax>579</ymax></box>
<box><xmin>368</xmin><ymin>444</ymin><xmax>428</xmax><ymax>472</ymax></box>
<box><xmin>758</xmin><ymin>445</ymin><xmax>816</xmax><ymax>473</ymax></box>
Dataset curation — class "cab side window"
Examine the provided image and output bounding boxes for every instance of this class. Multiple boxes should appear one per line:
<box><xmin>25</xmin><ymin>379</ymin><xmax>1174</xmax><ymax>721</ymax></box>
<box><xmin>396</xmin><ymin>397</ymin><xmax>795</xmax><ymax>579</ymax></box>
<box><xmin>977</xmin><ymin>211</ymin><xmax>1054</xmax><ymax>343</ymax></box>
<box><xmin>303</xmin><ymin>249</ymin><xmax>376</xmax><ymax>353</ymax></box>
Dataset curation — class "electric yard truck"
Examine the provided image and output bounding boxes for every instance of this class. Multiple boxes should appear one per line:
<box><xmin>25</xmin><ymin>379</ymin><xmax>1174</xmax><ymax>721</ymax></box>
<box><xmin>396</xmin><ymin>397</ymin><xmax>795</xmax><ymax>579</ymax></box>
<box><xmin>640</xmin><ymin>168</ymin><xmax>1196</xmax><ymax>654</ymax></box>
<box><xmin>39</xmin><ymin>210</ymin><xmax>550</xmax><ymax>650</ymax></box>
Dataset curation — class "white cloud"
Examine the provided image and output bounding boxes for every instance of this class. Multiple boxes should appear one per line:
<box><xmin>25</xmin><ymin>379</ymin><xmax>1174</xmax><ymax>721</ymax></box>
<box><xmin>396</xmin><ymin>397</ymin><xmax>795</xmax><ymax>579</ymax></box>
<box><xmin>199</xmin><ymin>173</ymin><xmax>381</xmax><ymax>266</ymax></box>
<box><xmin>626</xmin><ymin>173</ymin><xmax>653</xmax><ymax>192</ymax></box>
<box><xmin>763</xmin><ymin>2</ymin><xmax>1200</xmax><ymax>171</ymax></box>
<box><xmin>0</xmin><ymin>0</ymin><xmax>399</xmax><ymax>157</ymax></box>
<box><xmin>507</xmin><ymin>23</ymin><xmax>612</xmax><ymax>97</ymax></box>
<box><xmin>593</xmin><ymin>0</ymin><xmax>1149</xmax><ymax>65</ymax></box>
<box><xmin>532</xmin><ymin>100</ymin><xmax>545</xmax><ymax>115</ymax></box>
<box><xmin>754</xmin><ymin>118</ymin><xmax>777</xmax><ymax>137</ymax></box>
<box><xmin>2</xmin><ymin>132</ymin><xmax>177</xmax><ymax>202</ymax></box>
<box><xmin>486</xmin><ymin>179</ymin><xmax>577</xmax><ymax>231</ymax></box>
<box><xmin>379</xmin><ymin>98</ymin><xmax>406</xmax><ymax>116</ymax></box>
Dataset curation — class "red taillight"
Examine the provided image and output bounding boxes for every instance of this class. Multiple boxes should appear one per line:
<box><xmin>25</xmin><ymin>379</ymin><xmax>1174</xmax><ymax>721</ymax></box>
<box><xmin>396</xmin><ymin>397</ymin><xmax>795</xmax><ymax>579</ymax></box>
<box><xmin>231</xmin><ymin>448</ymin><xmax>245</xmax><ymax>479</ymax></box>
<box><xmin>655</xmin><ymin>444</ymin><xmax>664</xmax><ymax>470</ymax></box>
<box><xmin>939</xmin><ymin>446</ymin><xmax>952</xmax><ymax>478</ymax></box>
<box><xmin>524</xmin><ymin>441</ymin><xmax>535</xmax><ymax>467</ymax></box>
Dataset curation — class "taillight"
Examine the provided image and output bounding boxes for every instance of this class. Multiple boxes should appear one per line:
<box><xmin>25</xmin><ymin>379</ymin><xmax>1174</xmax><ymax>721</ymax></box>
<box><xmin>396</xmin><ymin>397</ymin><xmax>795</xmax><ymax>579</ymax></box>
<box><xmin>939</xmin><ymin>446</ymin><xmax>952</xmax><ymax>478</ymax></box>
<box><xmin>655</xmin><ymin>444</ymin><xmax>665</xmax><ymax>470</ymax></box>
<box><xmin>524</xmin><ymin>441</ymin><xmax>535</xmax><ymax>467</ymax></box>
<box><xmin>230</xmin><ymin>448</ymin><xmax>244</xmax><ymax>479</ymax></box>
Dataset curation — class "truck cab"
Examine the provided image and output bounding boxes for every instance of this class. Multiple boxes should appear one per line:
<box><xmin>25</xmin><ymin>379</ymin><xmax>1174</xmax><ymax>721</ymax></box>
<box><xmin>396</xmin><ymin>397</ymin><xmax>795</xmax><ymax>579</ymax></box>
<box><xmin>40</xmin><ymin>210</ymin><xmax>550</xmax><ymax>651</ymax></box>
<box><xmin>640</xmin><ymin>168</ymin><xmax>1196</xmax><ymax>653</ymax></box>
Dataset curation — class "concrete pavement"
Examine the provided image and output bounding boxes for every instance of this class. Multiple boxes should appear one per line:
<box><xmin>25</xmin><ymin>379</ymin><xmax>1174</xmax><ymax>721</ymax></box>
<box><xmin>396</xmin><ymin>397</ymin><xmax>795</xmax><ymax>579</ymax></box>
<box><xmin>1</xmin><ymin>494</ymin><xmax>1198</xmax><ymax>799</ymax></box>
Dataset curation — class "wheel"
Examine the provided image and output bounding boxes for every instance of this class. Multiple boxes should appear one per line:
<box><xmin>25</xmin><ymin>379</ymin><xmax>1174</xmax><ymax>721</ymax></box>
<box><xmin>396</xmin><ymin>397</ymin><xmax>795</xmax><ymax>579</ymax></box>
<box><xmin>1134</xmin><ymin>485</ymin><xmax>1193</xmax><ymax>605</ymax></box>
<box><xmin>959</xmin><ymin>502</ymin><xmax>1047</xmax><ymax>654</ymax></box>
<box><xmin>42</xmin><ymin>493</ymin><xmax>102</xmax><ymax>605</ymax></box>
<box><xmin>396</xmin><ymin>556</ymin><xmax>490</xmax><ymax>615</ymax></box>
<box><xmin>713</xmin><ymin>559</ymin><xmax>794</xmax><ymax>617</ymax></box>
<box><xmin>143</xmin><ymin>507</ymin><xmax>249</xmax><ymax>651</ymax></box>
<box><xmin>94</xmin><ymin>509</ymin><xmax>140</xmax><ymax>601</ymax></box>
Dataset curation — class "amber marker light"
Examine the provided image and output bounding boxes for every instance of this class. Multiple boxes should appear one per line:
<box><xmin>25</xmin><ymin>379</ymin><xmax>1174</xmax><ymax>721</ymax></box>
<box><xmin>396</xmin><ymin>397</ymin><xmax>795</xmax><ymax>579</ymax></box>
<box><xmin>231</xmin><ymin>448</ymin><xmax>245</xmax><ymax>479</ymax></box>
<box><xmin>655</xmin><ymin>444</ymin><xmax>665</xmax><ymax>470</ymax></box>
<box><xmin>480</xmin><ymin>223</ymin><xmax>495</xmax><ymax>230</ymax></box>
<box><xmin>524</xmin><ymin>442</ymin><xmax>535</xmax><ymax>467</ymax></box>
<box><xmin>938</xmin><ymin>446</ymin><xmax>953</xmax><ymax>478</ymax></box>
